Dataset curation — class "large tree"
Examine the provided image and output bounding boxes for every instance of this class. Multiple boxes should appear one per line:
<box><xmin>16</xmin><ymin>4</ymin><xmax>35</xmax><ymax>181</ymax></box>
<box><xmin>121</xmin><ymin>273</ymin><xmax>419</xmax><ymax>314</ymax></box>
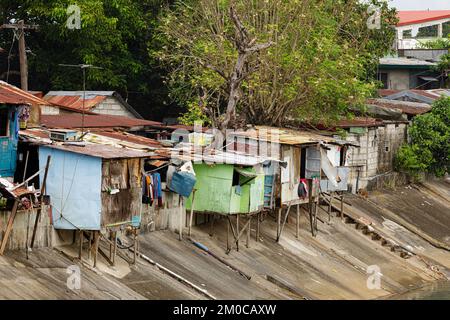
<box><xmin>157</xmin><ymin>0</ymin><xmax>397</xmax><ymax>128</ymax></box>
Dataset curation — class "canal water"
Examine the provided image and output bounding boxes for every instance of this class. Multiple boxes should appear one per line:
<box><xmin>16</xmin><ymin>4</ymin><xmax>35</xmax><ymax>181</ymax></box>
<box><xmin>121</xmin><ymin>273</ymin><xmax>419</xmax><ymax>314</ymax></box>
<box><xmin>388</xmin><ymin>281</ymin><xmax>450</xmax><ymax>300</ymax></box>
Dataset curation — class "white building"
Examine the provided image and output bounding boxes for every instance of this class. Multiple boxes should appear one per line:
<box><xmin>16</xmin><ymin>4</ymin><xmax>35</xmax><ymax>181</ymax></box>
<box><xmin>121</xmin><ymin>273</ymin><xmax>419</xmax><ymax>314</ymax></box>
<box><xmin>396</xmin><ymin>10</ymin><xmax>450</xmax><ymax>50</ymax></box>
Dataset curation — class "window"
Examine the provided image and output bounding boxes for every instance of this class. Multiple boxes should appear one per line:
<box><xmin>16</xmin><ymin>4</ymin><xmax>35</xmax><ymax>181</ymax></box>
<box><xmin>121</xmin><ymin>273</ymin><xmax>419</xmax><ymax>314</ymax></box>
<box><xmin>417</xmin><ymin>25</ymin><xmax>438</xmax><ymax>38</ymax></box>
<box><xmin>384</xmin><ymin>140</ymin><xmax>390</xmax><ymax>153</ymax></box>
<box><xmin>378</xmin><ymin>72</ymin><xmax>388</xmax><ymax>89</ymax></box>
<box><xmin>443</xmin><ymin>21</ymin><xmax>450</xmax><ymax>38</ymax></box>
<box><xmin>0</xmin><ymin>109</ymin><xmax>9</xmax><ymax>137</ymax></box>
<box><xmin>402</xmin><ymin>30</ymin><xmax>412</xmax><ymax>39</ymax></box>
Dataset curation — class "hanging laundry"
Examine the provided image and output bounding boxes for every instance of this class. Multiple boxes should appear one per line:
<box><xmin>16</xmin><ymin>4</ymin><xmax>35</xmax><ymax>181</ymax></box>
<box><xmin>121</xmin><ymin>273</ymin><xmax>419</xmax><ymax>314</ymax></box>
<box><xmin>152</xmin><ymin>173</ymin><xmax>163</xmax><ymax>208</ymax></box>
<box><xmin>298</xmin><ymin>178</ymin><xmax>308</xmax><ymax>199</ymax></box>
<box><xmin>142</xmin><ymin>174</ymin><xmax>154</xmax><ymax>205</ymax></box>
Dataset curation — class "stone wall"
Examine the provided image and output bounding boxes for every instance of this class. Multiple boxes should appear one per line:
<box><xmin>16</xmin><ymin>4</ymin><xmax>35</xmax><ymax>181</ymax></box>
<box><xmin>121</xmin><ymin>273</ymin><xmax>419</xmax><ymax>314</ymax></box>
<box><xmin>344</xmin><ymin>123</ymin><xmax>408</xmax><ymax>193</ymax></box>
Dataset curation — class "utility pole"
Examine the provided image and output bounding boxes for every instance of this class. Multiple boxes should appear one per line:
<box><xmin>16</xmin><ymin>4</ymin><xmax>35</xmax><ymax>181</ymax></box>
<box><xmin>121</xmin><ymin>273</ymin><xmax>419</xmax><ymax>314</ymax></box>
<box><xmin>0</xmin><ymin>20</ymin><xmax>38</xmax><ymax>90</ymax></box>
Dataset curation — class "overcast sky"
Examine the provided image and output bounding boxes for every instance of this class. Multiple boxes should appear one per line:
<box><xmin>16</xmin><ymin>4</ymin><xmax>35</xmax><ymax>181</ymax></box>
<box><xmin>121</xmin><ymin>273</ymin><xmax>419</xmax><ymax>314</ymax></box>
<box><xmin>388</xmin><ymin>0</ymin><xmax>450</xmax><ymax>10</ymax></box>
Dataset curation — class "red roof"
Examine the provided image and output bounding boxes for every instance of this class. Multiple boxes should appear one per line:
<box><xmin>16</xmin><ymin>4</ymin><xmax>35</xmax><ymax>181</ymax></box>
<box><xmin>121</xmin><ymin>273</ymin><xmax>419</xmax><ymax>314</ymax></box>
<box><xmin>334</xmin><ymin>117</ymin><xmax>384</xmax><ymax>128</ymax></box>
<box><xmin>397</xmin><ymin>10</ymin><xmax>450</xmax><ymax>27</ymax></box>
<box><xmin>367</xmin><ymin>98</ymin><xmax>431</xmax><ymax>115</ymax></box>
<box><xmin>378</xmin><ymin>89</ymin><xmax>400</xmax><ymax>97</ymax></box>
<box><xmin>45</xmin><ymin>94</ymin><xmax>108</xmax><ymax>111</ymax></box>
<box><xmin>0</xmin><ymin>81</ymin><xmax>49</xmax><ymax>106</ymax></box>
<box><xmin>41</xmin><ymin>114</ymin><xmax>163</xmax><ymax>129</ymax></box>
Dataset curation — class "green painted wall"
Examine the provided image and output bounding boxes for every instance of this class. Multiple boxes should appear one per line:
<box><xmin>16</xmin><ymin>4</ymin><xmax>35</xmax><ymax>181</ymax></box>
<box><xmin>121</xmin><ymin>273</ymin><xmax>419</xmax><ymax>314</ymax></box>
<box><xmin>186</xmin><ymin>163</ymin><xmax>265</xmax><ymax>215</ymax></box>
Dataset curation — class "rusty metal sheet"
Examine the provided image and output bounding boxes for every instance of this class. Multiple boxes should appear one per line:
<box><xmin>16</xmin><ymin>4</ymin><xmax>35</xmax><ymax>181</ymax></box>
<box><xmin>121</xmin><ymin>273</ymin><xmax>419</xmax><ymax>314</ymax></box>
<box><xmin>231</xmin><ymin>126</ymin><xmax>333</xmax><ymax>146</ymax></box>
<box><xmin>0</xmin><ymin>81</ymin><xmax>49</xmax><ymax>106</ymax></box>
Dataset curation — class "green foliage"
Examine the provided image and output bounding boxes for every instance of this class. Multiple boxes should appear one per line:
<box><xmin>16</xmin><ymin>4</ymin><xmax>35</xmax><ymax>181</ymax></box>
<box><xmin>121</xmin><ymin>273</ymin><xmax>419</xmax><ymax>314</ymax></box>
<box><xmin>418</xmin><ymin>37</ymin><xmax>450</xmax><ymax>49</ymax></box>
<box><xmin>178</xmin><ymin>100</ymin><xmax>211</xmax><ymax>126</ymax></box>
<box><xmin>0</xmin><ymin>0</ymin><xmax>172</xmax><ymax>119</ymax></box>
<box><xmin>156</xmin><ymin>0</ymin><xmax>397</xmax><ymax>126</ymax></box>
<box><xmin>395</xmin><ymin>97</ymin><xmax>450</xmax><ymax>178</ymax></box>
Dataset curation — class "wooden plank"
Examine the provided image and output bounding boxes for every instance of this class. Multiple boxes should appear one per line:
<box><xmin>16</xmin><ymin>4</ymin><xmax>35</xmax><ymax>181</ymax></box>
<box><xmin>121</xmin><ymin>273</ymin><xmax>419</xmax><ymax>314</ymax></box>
<box><xmin>30</xmin><ymin>155</ymin><xmax>51</xmax><ymax>248</ymax></box>
<box><xmin>276</xmin><ymin>202</ymin><xmax>291</xmax><ymax>242</ymax></box>
<box><xmin>188</xmin><ymin>190</ymin><xmax>196</xmax><ymax>237</ymax></box>
<box><xmin>92</xmin><ymin>231</ymin><xmax>100</xmax><ymax>267</ymax></box>
<box><xmin>0</xmin><ymin>199</ymin><xmax>20</xmax><ymax>255</ymax></box>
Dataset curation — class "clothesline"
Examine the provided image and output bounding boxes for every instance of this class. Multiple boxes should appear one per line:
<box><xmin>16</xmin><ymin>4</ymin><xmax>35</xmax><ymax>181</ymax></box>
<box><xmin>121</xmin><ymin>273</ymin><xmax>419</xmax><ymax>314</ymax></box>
<box><xmin>143</xmin><ymin>162</ymin><xmax>170</xmax><ymax>174</ymax></box>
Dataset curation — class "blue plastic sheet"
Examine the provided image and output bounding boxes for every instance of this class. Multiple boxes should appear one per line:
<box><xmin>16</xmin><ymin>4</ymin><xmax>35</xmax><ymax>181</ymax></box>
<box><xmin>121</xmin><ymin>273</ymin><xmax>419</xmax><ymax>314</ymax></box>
<box><xmin>39</xmin><ymin>146</ymin><xmax>102</xmax><ymax>230</ymax></box>
<box><xmin>169</xmin><ymin>171</ymin><xmax>196</xmax><ymax>197</ymax></box>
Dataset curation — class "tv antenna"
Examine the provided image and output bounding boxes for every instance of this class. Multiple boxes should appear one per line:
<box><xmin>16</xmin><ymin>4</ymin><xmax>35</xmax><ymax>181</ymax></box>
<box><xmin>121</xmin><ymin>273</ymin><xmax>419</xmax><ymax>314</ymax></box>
<box><xmin>58</xmin><ymin>64</ymin><xmax>103</xmax><ymax>136</ymax></box>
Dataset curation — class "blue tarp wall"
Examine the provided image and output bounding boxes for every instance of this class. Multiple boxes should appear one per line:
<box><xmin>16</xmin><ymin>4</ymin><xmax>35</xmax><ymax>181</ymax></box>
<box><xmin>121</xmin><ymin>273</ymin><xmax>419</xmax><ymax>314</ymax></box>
<box><xmin>39</xmin><ymin>146</ymin><xmax>102</xmax><ymax>230</ymax></box>
<box><xmin>0</xmin><ymin>105</ymin><xmax>18</xmax><ymax>177</ymax></box>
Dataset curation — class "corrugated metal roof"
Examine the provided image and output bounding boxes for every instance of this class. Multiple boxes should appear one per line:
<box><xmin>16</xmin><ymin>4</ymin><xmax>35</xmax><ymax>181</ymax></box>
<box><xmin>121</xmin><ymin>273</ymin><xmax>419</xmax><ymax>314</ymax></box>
<box><xmin>44</xmin><ymin>93</ymin><xmax>108</xmax><ymax>111</ymax></box>
<box><xmin>19</xmin><ymin>128</ymin><xmax>166</xmax><ymax>160</ymax></box>
<box><xmin>231</xmin><ymin>126</ymin><xmax>335</xmax><ymax>146</ymax></box>
<box><xmin>40</xmin><ymin>143</ymin><xmax>158</xmax><ymax>159</ymax></box>
<box><xmin>172</xmin><ymin>146</ymin><xmax>269</xmax><ymax>166</ymax></box>
<box><xmin>379</xmin><ymin>57</ymin><xmax>436</xmax><ymax>67</ymax></box>
<box><xmin>333</xmin><ymin>117</ymin><xmax>384</xmax><ymax>128</ymax></box>
<box><xmin>367</xmin><ymin>98</ymin><xmax>431</xmax><ymax>116</ymax></box>
<box><xmin>41</xmin><ymin>114</ymin><xmax>163</xmax><ymax>129</ymax></box>
<box><xmin>89</xmin><ymin>130</ymin><xmax>161</xmax><ymax>148</ymax></box>
<box><xmin>43</xmin><ymin>91</ymin><xmax>143</xmax><ymax>119</ymax></box>
<box><xmin>0</xmin><ymin>81</ymin><xmax>50</xmax><ymax>106</ymax></box>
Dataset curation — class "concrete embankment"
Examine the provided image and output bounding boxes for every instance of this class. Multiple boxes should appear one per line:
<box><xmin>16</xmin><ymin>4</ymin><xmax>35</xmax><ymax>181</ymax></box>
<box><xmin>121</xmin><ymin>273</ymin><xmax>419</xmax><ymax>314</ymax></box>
<box><xmin>0</xmin><ymin>181</ymin><xmax>449</xmax><ymax>300</ymax></box>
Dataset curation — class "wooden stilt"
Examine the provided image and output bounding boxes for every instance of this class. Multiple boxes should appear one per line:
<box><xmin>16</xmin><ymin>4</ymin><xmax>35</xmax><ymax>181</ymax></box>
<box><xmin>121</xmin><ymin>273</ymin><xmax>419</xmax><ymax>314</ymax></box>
<box><xmin>209</xmin><ymin>213</ymin><xmax>215</xmax><ymax>237</ymax></box>
<box><xmin>30</xmin><ymin>155</ymin><xmax>51</xmax><ymax>249</ymax></box>
<box><xmin>98</xmin><ymin>246</ymin><xmax>114</xmax><ymax>266</ymax></box>
<box><xmin>340</xmin><ymin>193</ymin><xmax>344</xmax><ymax>219</ymax></box>
<box><xmin>188</xmin><ymin>190</ymin><xmax>196</xmax><ymax>237</ymax></box>
<box><xmin>112</xmin><ymin>231</ymin><xmax>117</xmax><ymax>265</ymax></box>
<box><xmin>246</xmin><ymin>216</ymin><xmax>251</xmax><ymax>248</ymax></box>
<box><xmin>308</xmin><ymin>180</ymin><xmax>315</xmax><ymax>237</ymax></box>
<box><xmin>256</xmin><ymin>212</ymin><xmax>260</xmax><ymax>242</ymax></box>
<box><xmin>88</xmin><ymin>231</ymin><xmax>93</xmax><ymax>260</ymax></box>
<box><xmin>0</xmin><ymin>199</ymin><xmax>20</xmax><ymax>255</ymax></box>
<box><xmin>328</xmin><ymin>192</ymin><xmax>333</xmax><ymax>221</ymax></box>
<box><xmin>93</xmin><ymin>231</ymin><xmax>100</xmax><ymax>267</ymax></box>
<box><xmin>109</xmin><ymin>231</ymin><xmax>113</xmax><ymax>260</ymax></box>
<box><xmin>133</xmin><ymin>228</ymin><xmax>137</xmax><ymax>265</ymax></box>
<box><xmin>296</xmin><ymin>204</ymin><xmax>300</xmax><ymax>239</ymax></box>
<box><xmin>277</xmin><ymin>208</ymin><xmax>282</xmax><ymax>240</ymax></box>
<box><xmin>236</xmin><ymin>214</ymin><xmax>240</xmax><ymax>252</ymax></box>
<box><xmin>276</xmin><ymin>203</ymin><xmax>291</xmax><ymax>242</ymax></box>
<box><xmin>179</xmin><ymin>196</ymin><xmax>183</xmax><ymax>241</ymax></box>
<box><xmin>226</xmin><ymin>216</ymin><xmax>230</xmax><ymax>253</ymax></box>
<box><xmin>78</xmin><ymin>230</ymin><xmax>83</xmax><ymax>260</ymax></box>
<box><xmin>314</xmin><ymin>194</ymin><xmax>319</xmax><ymax>234</ymax></box>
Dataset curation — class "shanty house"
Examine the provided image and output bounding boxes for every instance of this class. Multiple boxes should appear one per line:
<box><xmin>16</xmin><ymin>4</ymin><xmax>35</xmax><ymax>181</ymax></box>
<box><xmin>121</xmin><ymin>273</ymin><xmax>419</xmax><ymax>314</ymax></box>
<box><xmin>38</xmin><ymin>143</ymin><xmax>154</xmax><ymax>230</ymax></box>
<box><xmin>0</xmin><ymin>81</ymin><xmax>49</xmax><ymax>178</ymax></box>
<box><xmin>183</xmin><ymin>154</ymin><xmax>266</xmax><ymax>216</ymax></box>
<box><xmin>43</xmin><ymin>91</ymin><xmax>143</xmax><ymax>119</ymax></box>
<box><xmin>229</xmin><ymin>127</ymin><xmax>349</xmax><ymax>209</ymax></box>
<box><xmin>0</xmin><ymin>104</ymin><xmax>18</xmax><ymax>178</ymax></box>
<box><xmin>377</xmin><ymin>57</ymin><xmax>439</xmax><ymax>91</ymax></box>
<box><xmin>329</xmin><ymin>118</ymin><xmax>408</xmax><ymax>192</ymax></box>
